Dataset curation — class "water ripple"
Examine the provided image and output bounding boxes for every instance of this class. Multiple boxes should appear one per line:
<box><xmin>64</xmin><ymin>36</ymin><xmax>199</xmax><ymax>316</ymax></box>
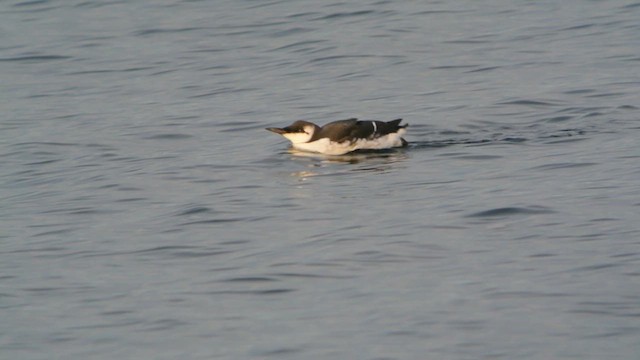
<box><xmin>529</xmin><ymin>162</ymin><xmax>597</xmax><ymax>171</ymax></box>
<box><xmin>0</xmin><ymin>54</ymin><xmax>72</xmax><ymax>63</ymax></box>
<box><xmin>466</xmin><ymin>206</ymin><xmax>555</xmax><ymax>218</ymax></box>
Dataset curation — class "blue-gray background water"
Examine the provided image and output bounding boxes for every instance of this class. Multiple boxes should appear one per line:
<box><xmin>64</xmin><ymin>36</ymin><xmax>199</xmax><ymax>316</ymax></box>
<box><xmin>2</xmin><ymin>0</ymin><xmax>639</xmax><ymax>359</ymax></box>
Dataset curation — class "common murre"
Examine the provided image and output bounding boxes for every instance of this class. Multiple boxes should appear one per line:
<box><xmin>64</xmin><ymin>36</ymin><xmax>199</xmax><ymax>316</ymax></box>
<box><xmin>266</xmin><ymin>118</ymin><xmax>408</xmax><ymax>155</ymax></box>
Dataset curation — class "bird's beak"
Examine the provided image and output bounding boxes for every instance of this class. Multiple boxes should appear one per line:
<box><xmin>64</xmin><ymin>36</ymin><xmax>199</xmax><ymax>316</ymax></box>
<box><xmin>266</xmin><ymin>127</ymin><xmax>287</xmax><ymax>135</ymax></box>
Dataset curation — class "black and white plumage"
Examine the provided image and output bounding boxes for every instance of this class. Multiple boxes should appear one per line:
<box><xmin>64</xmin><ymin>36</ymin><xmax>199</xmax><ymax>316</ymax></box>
<box><xmin>266</xmin><ymin>118</ymin><xmax>408</xmax><ymax>155</ymax></box>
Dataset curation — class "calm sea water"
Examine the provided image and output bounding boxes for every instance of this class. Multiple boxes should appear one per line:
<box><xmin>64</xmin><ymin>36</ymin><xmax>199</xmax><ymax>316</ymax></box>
<box><xmin>2</xmin><ymin>0</ymin><xmax>640</xmax><ymax>359</ymax></box>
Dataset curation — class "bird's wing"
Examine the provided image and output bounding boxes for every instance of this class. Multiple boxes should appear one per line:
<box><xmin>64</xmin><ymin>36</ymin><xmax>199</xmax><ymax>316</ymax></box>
<box><xmin>348</xmin><ymin>119</ymin><xmax>405</xmax><ymax>140</ymax></box>
<box><xmin>312</xmin><ymin>118</ymin><xmax>359</xmax><ymax>141</ymax></box>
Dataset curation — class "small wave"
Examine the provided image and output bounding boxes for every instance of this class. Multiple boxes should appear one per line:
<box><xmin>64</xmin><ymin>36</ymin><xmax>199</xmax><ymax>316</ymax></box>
<box><xmin>188</xmin><ymin>87</ymin><xmax>257</xmax><ymax>99</ymax></box>
<box><xmin>252</xmin><ymin>347</ymin><xmax>303</xmax><ymax>357</ymax></box>
<box><xmin>449</xmin><ymin>154</ymin><xmax>504</xmax><ymax>160</ymax></box>
<box><xmin>465</xmin><ymin>66</ymin><xmax>501</xmax><ymax>73</ymax></box>
<box><xmin>622</xmin><ymin>2</ymin><xmax>640</xmax><ymax>9</ymax></box>
<box><xmin>307</xmin><ymin>54</ymin><xmax>378</xmax><ymax>64</ymax></box>
<box><xmin>144</xmin><ymin>133</ymin><xmax>193</xmax><ymax>140</ymax></box>
<box><xmin>409</xmin><ymin>138</ymin><xmax>497</xmax><ymax>149</ymax></box>
<box><xmin>13</xmin><ymin>0</ymin><xmax>50</xmax><ymax>6</ymax></box>
<box><xmin>195</xmin><ymin>289</ymin><xmax>295</xmax><ymax>295</ymax></box>
<box><xmin>129</xmin><ymin>245</ymin><xmax>235</xmax><ymax>259</ymax></box>
<box><xmin>270</xmin><ymin>27</ymin><xmax>314</xmax><ymax>38</ymax></box>
<box><xmin>268</xmin><ymin>39</ymin><xmax>327</xmax><ymax>52</ymax></box>
<box><xmin>543</xmin><ymin>116</ymin><xmax>574</xmax><ymax>123</ymax></box>
<box><xmin>221</xmin><ymin>277</ymin><xmax>278</xmax><ymax>283</ymax></box>
<box><xmin>466</xmin><ymin>206</ymin><xmax>554</xmax><ymax>218</ymax></box>
<box><xmin>0</xmin><ymin>55</ymin><xmax>71</xmax><ymax>63</ymax></box>
<box><xmin>177</xmin><ymin>206</ymin><xmax>212</xmax><ymax>216</ymax></box>
<box><xmin>133</xmin><ymin>27</ymin><xmax>207</xmax><ymax>37</ymax></box>
<box><xmin>408</xmin><ymin>122</ymin><xmax>588</xmax><ymax>150</ymax></box>
<box><xmin>529</xmin><ymin>162</ymin><xmax>597</xmax><ymax>171</ymax></box>
<box><xmin>10</xmin><ymin>0</ymin><xmax>56</xmax><ymax>12</ymax></box>
<box><xmin>496</xmin><ymin>99</ymin><xmax>562</xmax><ymax>107</ymax></box>
<box><xmin>313</xmin><ymin>10</ymin><xmax>377</xmax><ymax>21</ymax></box>
<box><xmin>66</xmin><ymin>66</ymin><xmax>154</xmax><ymax>75</ymax></box>
<box><xmin>180</xmin><ymin>218</ymin><xmax>245</xmax><ymax>225</ymax></box>
<box><xmin>430</xmin><ymin>64</ymin><xmax>478</xmax><ymax>70</ymax></box>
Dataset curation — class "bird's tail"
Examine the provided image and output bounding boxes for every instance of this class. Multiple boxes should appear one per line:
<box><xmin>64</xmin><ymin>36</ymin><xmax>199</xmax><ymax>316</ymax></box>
<box><xmin>388</xmin><ymin>118</ymin><xmax>408</xmax><ymax>129</ymax></box>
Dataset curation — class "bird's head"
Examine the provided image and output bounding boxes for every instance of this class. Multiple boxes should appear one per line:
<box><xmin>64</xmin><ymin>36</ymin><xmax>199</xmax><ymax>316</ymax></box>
<box><xmin>266</xmin><ymin>120</ymin><xmax>318</xmax><ymax>144</ymax></box>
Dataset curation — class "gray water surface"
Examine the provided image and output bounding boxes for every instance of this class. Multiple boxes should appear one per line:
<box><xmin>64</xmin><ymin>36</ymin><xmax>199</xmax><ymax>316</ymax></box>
<box><xmin>2</xmin><ymin>1</ymin><xmax>640</xmax><ymax>359</ymax></box>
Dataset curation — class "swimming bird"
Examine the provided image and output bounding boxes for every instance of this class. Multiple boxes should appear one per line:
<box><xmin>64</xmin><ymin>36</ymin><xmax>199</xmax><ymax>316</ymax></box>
<box><xmin>266</xmin><ymin>118</ymin><xmax>408</xmax><ymax>155</ymax></box>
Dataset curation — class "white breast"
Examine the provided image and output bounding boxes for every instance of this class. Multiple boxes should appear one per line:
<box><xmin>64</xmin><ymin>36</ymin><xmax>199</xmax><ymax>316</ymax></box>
<box><xmin>292</xmin><ymin>130</ymin><xmax>406</xmax><ymax>155</ymax></box>
<box><xmin>292</xmin><ymin>138</ymin><xmax>351</xmax><ymax>155</ymax></box>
